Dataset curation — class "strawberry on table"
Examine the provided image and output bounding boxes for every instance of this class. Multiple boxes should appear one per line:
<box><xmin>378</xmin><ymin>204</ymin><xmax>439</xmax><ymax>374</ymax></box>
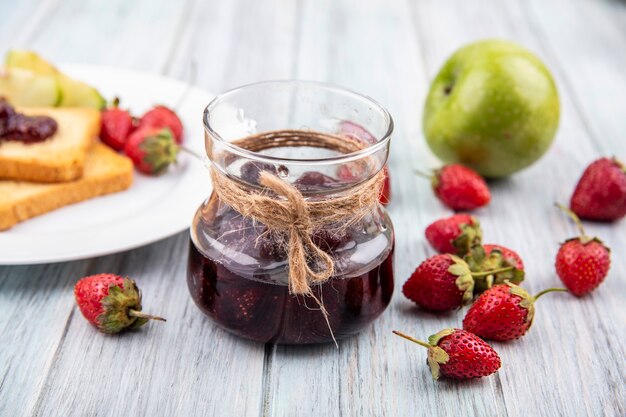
<box><xmin>74</xmin><ymin>274</ymin><xmax>165</xmax><ymax>334</ymax></box>
<box><xmin>393</xmin><ymin>329</ymin><xmax>501</xmax><ymax>380</ymax></box>
<box><xmin>402</xmin><ymin>254</ymin><xmax>513</xmax><ymax>312</ymax></box>
<box><xmin>423</xmin><ymin>164</ymin><xmax>491</xmax><ymax>211</ymax></box>
<box><xmin>570</xmin><ymin>157</ymin><xmax>626</xmax><ymax>222</ymax></box>
<box><xmin>465</xmin><ymin>243</ymin><xmax>525</xmax><ymax>294</ymax></box>
<box><xmin>463</xmin><ymin>282</ymin><xmax>566</xmax><ymax>341</ymax></box>
<box><xmin>124</xmin><ymin>126</ymin><xmax>180</xmax><ymax>175</ymax></box>
<box><xmin>139</xmin><ymin>105</ymin><xmax>184</xmax><ymax>144</ymax></box>
<box><xmin>555</xmin><ymin>205</ymin><xmax>611</xmax><ymax>296</ymax></box>
<box><xmin>424</xmin><ymin>214</ymin><xmax>482</xmax><ymax>255</ymax></box>
<box><xmin>100</xmin><ymin>97</ymin><xmax>134</xmax><ymax>151</ymax></box>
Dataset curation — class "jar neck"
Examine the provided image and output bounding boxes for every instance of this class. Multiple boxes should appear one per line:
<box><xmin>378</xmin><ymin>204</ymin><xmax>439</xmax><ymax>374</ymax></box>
<box><xmin>206</xmin><ymin>129</ymin><xmax>389</xmax><ymax>196</ymax></box>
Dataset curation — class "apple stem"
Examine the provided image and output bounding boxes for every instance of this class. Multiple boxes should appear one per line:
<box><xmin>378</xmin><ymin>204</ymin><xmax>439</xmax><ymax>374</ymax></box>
<box><xmin>555</xmin><ymin>203</ymin><xmax>588</xmax><ymax>240</ymax></box>
<box><xmin>392</xmin><ymin>330</ymin><xmax>431</xmax><ymax>349</ymax></box>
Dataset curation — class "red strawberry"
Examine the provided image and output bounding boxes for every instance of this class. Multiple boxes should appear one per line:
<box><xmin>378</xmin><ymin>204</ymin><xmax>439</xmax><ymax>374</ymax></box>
<box><xmin>124</xmin><ymin>127</ymin><xmax>180</xmax><ymax>175</ymax></box>
<box><xmin>424</xmin><ymin>164</ymin><xmax>491</xmax><ymax>211</ymax></box>
<box><xmin>425</xmin><ymin>214</ymin><xmax>482</xmax><ymax>255</ymax></box>
<box><xmin>555</xmin><ymin>205</ymin><xmax>611</xmax><ymax>296</ymax></box>
<box><xmin>482</xmin><ymin>244</ymin><xmax>524</xmax><ymax>270</ymax></box>
<box><xmin>463</xmin><ymin>283</ymin><xmax>566</xmax><ymax>341</ymax></box>
<box><xmin>465</xmin><ymin>244</ymin><xmax>525</xmax><ymax>294</ymax></box>
<box><xmin>100</xmin><ymin>98</ymin><xmax>134</xmax><ymax>151</ymax></box>
<box><xmin>570</xmin><ymin>157</ymin><xmax>626</xmax><ymax>222</ymax></box>
<box><xmin>139</xmin><ymin>105</ymin><xmax>184</xmax><ymax>143</ymax></box>
<box><xmin>380</xmin><ymin>167</ymin><xmax>391</xmax><ymax>206</ymax></box>
<box><xmin>393</xmin><ymin>329</ymin><xmax>501</xmax><ymax>380</ymax></box>
<box><xmin>402</xmin><ymin>254</ymin><xmax>475</xmax><ymax>311</ymax></box>
<box><xmin>74</xmin><ymin>274</ymin><xmax>165</xmax><ymax>334</ymax></box>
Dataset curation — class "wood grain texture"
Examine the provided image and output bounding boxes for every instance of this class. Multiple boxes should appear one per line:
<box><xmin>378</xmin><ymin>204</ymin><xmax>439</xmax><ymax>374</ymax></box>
<box><xmin>1</xmin><ymin>0</ymin><xmax>625</xmax><ymax>416</ymax></box>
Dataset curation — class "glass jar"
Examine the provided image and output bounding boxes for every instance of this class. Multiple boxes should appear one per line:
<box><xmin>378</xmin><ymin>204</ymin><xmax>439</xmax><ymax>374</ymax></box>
<box><xmin>187</xmin><ymin>81</ymin><xmax>394</xmax><ymax>344</ymax></box>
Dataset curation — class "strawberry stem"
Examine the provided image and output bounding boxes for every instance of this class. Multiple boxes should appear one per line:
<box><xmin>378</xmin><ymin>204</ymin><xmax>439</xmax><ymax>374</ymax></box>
<box><xmin>392</xmin><ymin>330</ymin><xmax>431</xmax><ymax>348</ymax></box>
<box><xmin>128</xmin><ymin>309</ymin><xmax>166</xmax><ymax>322</ymax></box>
<box><xmin>471</xmin><ymin>266</ymin><xmax>515</xmax><ymax>277</ymax></box>
<box><xmin>179</xmin><ymin>145</ymin><xmax>204</xmax><ymax>161</ymax></box>
<box><xmin>555</xmin><ymin>203</ymin><xmax>588</xmax><ymax>240</ymax></box>
<box><xmin>413</xmin><ymin>169</ymin><xmax>433</xmax><ymax>180</ymax></box>
<box><xmin>533</xmin><ymin>288</ymin><xmax>568</xmax><ymax>301</ymax></box>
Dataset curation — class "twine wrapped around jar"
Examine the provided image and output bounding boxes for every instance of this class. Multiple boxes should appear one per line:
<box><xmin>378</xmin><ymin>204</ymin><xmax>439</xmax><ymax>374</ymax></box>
<box><xmin>207</xmin><ymin>130</ymin><xmax>385</xmax><ymax>298</ymax></box>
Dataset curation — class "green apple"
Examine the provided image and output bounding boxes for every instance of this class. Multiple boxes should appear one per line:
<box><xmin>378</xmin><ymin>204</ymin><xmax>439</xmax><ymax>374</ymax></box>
<box><xmin>423</xmin><ymin>39</ymin><xmax>560</xmax><ymax>178</ymax></box>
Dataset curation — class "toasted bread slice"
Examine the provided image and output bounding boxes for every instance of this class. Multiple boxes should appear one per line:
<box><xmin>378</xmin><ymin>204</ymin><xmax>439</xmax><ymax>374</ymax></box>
<box><xmin>0</xmin><ymin>107</ymin><xmax>100</xmax><ymax>182</ymax></box>
<box><xmin>0</xmin><ymin>142</ymin><xmax>133</xmax><ymax>231</ymax></box>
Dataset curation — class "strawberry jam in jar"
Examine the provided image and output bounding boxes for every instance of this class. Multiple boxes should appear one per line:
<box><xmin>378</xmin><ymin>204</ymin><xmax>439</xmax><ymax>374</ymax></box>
<box><xmin>187</xmin><ymin>81</ymin><xmax>394</xmax><ymax>344</ymax></box>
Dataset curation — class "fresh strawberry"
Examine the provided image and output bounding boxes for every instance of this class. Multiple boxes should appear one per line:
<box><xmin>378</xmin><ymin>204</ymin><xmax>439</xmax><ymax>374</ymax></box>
<box><xmin>402</xmin><ymin>254</ymin><xmax>475</xmax><ymax>311</ymax></box>
<box><xmin>380</xmin><ymin>166</ymin><xmax>391</xmax><ymax>206</ymax></box>
<box><xmin>465</xmin><ymin>244</ymin><xmax>525</xmax><ymax>294</ymax></box>
<box><xmin>570</xmin><ymin>157</ymin><xmax>626</xmax><ymax>221</ymax></box>
<box><xmin>139</xmin><ymin>105</ymin><xmax>184</xmax><ymax>143</ymax></box>
<box><xmin>463</xmin><ymin>282</ymin><xmax>566</xmax><ymax>341</ymax></box>
<box><xmin>74</xmin><ymin>274</ymin><xmax>165</xmax><ymax>334</ymax></box>
<box><xmin>555</xmin><ymin>205</ymin><xmax>611</xmax><ymax>296</ymax></box>
<box><xmin>393</xmin><ymin>329</ymin><xmax>501</xmax><ymax>380</ymax></box>
<box><xmin>425</xmin><ymin>214</ymin><xmax>482</xmax><ymax>255</ymax></box>
<box><xmin>482</xmin><ymin>244</ymin><xmax>524</xmax><ymax>270</ymax></box>
<box><xmin>100</xmin><ymin>98</ymin><xmax>134</xmax><ymax>151</ymax></box>
<box><xmin>424</xmin><ymin>164</ymin><xmax>491</xmax><ymax>211</ymax></box>
<box><xmin>124</xmin><ymin>126</ymin><xmax>180</xmax><ymax>175</ymax></box>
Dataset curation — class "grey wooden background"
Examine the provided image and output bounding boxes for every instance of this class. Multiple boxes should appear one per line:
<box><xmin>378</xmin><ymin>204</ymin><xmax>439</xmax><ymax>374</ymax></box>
<box><xmin>1</xmin><ymin>0</ymin><xmax>625</xmax><ymax>416</ymax></box>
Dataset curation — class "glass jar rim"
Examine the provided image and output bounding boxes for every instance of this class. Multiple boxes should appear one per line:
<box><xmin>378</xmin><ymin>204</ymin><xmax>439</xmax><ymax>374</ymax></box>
<box><xmin>203</xmin><ymin>80</ymin><xmax>394</xmax><ymax>167</ymax></box>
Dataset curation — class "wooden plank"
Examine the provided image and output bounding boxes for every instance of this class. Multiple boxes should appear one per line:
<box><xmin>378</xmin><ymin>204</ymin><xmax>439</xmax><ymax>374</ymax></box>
<box><xmin>1</xmin><ymin>0</ymin><xmax>298</xmax><ymax>416</ymax></box>
<box><xmin>29</xmin><ymin>235</ymin><xmax>267</xmax><ymax>417</ymax></box>
<box><xmin>11</xmin><ymin>0</ymin><xmax>192</xmax><ymax>71</ymax></box>
<box><xmin>166</xmin><ymin>0</ymin><xmax>300</xmax><ymax>90</ymax></box>
<box><xmin>265</xmin><ymin>1</ymin><xmax>506</xmax><ymax>416</ymax></box>
<box><xmin>0</xmin><ymin>261</ymin><xmax>89</xmax><ymax>417</ymax></box>
<box><xmin>0</xmin><ymin>0</ymin><xmax>625</xmax><ymax>416</ymax></box>
<box><xmin>409</xmin><ymin>1</ymin><xmax>626</xmax><ymax>416</ymax></box>
<box><xmin>523</xmin><ymin>0</ymin><xmax>626</xmax><ymax>154</ymax></box>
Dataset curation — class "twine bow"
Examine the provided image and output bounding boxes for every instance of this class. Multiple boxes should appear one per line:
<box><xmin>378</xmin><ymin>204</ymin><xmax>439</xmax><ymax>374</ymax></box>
<box><xmin>207</xmin><ymin>130</ymin><xmax>384</xmax><ymax>297</ymax></box>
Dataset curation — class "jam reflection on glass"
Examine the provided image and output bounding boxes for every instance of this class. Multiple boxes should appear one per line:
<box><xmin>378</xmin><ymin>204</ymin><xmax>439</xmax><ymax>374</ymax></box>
<box><xmin>187</xmin><ymin>163</ymin><xmax>394</xmax><ymax>345</ymax></box>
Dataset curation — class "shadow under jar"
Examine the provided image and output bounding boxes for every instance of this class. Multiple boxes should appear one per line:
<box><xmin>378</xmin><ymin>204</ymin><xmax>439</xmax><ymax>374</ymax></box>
<box><xmin>187</xmin><ymin>81</ymin><xmax>395</xmax><ymax>345</ymax></box>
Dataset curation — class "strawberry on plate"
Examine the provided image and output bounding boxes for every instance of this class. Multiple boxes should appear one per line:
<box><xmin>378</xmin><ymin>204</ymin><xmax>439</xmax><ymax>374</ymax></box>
<box><xmin>139</xmin><ymin>105</ymin><xmax>184</xmax><ymax>144</ymax></box>
<box><xmin>124</xmin><ymin>126</ymin><xmax>180</xmax><ymax>175</ymax></box>
<box><xmin>100</xmin><ymin>98</ymin><xmax>134</xmax><ymax>151</ymax></box>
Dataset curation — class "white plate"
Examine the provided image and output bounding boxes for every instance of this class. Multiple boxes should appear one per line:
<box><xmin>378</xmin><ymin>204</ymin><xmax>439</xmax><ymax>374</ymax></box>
<box><xmin>0</xmin><ymin>65</ymin><xmax>214</xmax><ymax>265</ymax></box>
